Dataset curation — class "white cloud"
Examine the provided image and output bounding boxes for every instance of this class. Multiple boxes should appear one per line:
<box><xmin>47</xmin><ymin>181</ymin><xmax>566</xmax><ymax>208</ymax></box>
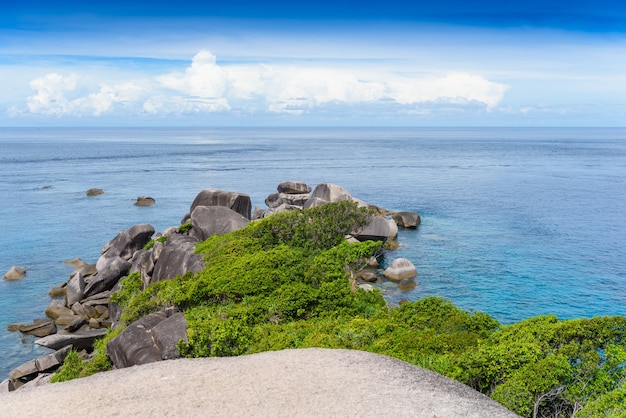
<box><xmin>26</xmin><ymin>73</ymin><xmax>143</xmax><ymax>116</ymax></box>
<box><xmin>18</xmin><ymin>50</ymin><xmax>509</xmax><ymax>119</ymax></box>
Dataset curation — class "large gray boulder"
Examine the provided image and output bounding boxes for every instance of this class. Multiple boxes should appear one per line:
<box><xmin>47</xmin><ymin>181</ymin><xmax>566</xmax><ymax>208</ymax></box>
<box><xmin>151</xmin><ymin>235</ymin><xmax>204</xmax><ymax>283</ymax></box>
<box><xmin>383</xmin><ymin>258</ymin><xmax>418</xmax><ymax>281</ymax></box>
<box><xmin>189</xmin><ymin>189</ymin><xmax>252</xmax><ymax>220</ymax></box>
<box><xmin>84</xmin><ymin>256</ymin><xmax>131</xmax><ymax>299</ymax></box>
<box><xmin>277</xmin><ymin>181</ymin><xmax>312</xmax><ymax>194</ymax></box>
<box><xmin>189</xmin><ymin>206</ymin><xmax>249</xmax><ymax>241</ymax></box>
<box><xmin>392</xmin><ymin>211</ymin><xmax>421</xmax><ymax>229</ymax></box>
<box><xmin>97</xmin><ymin>224</ymin><xmax>155</xmax><ymax>270</ymax></box>
<box><xmin>65</xmin><ymin>271</ymin><xmax>86</xmax><ymax>307</ymax></box>
<box><xmin>311</xmin><ymin>183</ymin><xmax>353</xmax><ymax>203</ymax></box>
<box><xmin>34</xmin><ymin>328</ymin><xmax>107</xmax><ymax>351</ymax></box>
<box><xmin>351</xmin><ymin>216</ymin><xmax>391</xmax><ymax>242</ymax></box>
<box><xmin>106</xmin><ymin>311</ymin><xmax>187</xmax><ymax>369</ymax></box>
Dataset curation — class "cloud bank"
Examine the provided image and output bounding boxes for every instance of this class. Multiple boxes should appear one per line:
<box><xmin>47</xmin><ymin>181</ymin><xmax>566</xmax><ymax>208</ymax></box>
<box><xmin>19</xmin><ymin>50</ymin><xmax>508</xmax><ymax>120</ymax></box>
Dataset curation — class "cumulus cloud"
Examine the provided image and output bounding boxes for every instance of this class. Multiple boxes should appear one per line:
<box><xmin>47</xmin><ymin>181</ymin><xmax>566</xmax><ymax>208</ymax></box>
<box><xmin>19</xmin><ymin>50</ymin><xmax>508</xmax><ymax>119</ymax></box>
<box><xmin>26</xmin><ymin>73</ymin><xmax>143</xmax><ymax>116</ymax></box>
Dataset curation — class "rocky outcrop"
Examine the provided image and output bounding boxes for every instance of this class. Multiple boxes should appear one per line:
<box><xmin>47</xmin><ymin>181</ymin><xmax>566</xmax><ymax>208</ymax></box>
<box><xmin>351</xmin><ymin>215</ymin><xmax>392</xmax><ymax>242</ymax></box>
<box><xmin>17</xmin><ymin>319</ymin><xmax>57</xmax><ymax>338</ymax></box>
<box><xmin>84</xmin><ymin>256</ymin><xmax>132</xmax><ymax>299</ymax></box>
<box><xmin>3</xmin><ymin>266</ymin><xmax>26</xmax><ymax>280</ymax></box>
<box><xmin>97</xmin><ymin>223</ymin><xmax>155</xmax><ymax>270</ymax></box>
<box><xmin>189</xmin><ymin>189</ymin><xmax>252</xmax><ymax>220</ymax></box>
<box><xmin>106</xmin><ymin>311</ymin><xmax>187</xmax><ymax>369</ymax></box>
<box><xmin>150</xmin><ymin>235</ymin><xmax>204</xmax><ymax>283</ymax></box>
<box><xmin>189</xmin><ymin>206</ymin><xmax>249</xmax><ymax>241</ymax></box>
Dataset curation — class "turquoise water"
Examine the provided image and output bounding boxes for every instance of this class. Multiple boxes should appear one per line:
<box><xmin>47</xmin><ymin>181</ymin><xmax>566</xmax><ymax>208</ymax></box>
<box><xmin>1</xmin><ymin>127</ymin><xmax>625</xmax><ymax>378</ymax></box>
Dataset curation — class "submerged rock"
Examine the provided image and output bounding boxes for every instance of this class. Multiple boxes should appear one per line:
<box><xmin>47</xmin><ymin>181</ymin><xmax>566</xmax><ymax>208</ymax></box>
<box><xmin>134</xmin><ymin>196</ymin><xmax>155</xmax><ymax>206</ymax></box>
<box><xmin>86</xmin><ymin>188</ymin><xmax>104</xmax><ymax>197</ymax></box>
<box><xmin>3</xmin><ymin>266</ymin><xmax>26</xmax><ymax>280</ymax></box>
<box><xmin>398</xmin><ymin>278</ymin><xmax>417</xmax><ymax>292</ymax></box>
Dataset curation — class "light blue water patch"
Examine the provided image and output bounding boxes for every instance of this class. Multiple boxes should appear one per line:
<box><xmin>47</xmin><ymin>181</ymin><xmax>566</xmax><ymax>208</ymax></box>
<box><xmin>1</xmin><ymin>127</ymin><xmax>625</xmax><ymax>378</ymax></box>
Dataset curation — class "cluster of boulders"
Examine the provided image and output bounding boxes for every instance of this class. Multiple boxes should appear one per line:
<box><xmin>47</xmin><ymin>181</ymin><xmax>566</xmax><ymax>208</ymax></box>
<box><xmin>2</xmin><ymin>182</ymin><xmax>421</xmax><ymax>392</ymax></box>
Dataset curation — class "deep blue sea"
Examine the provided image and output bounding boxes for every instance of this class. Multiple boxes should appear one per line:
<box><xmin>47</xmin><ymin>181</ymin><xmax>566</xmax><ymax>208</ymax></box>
<box><xmin>1</xmin><ymin>127</ymin><xmax>625</xmax><ymax>379</ymax></box>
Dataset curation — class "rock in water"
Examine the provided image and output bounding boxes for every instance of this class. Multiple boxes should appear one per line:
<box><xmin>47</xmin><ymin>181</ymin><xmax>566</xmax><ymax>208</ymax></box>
<box><xmin>392</xmin><ymin>211</ymin><xmax>421</xmax><ymax>229</ymax></box>
<box><xmin>383</xmin><ymin>258</ymin><xmax>418</xmax><ymax>281</ymax></box>
<box><xmin>3</xmin><ymin>266</ymin><xmax>26</xmax><ymax>280</ymax></box>
<box><xmin>398</xmin><ymin>278</ymin><xmax>417</xmax><ymax>291</ymax></box>
<box><xmin>86</xmin><ymin>188</ymin><xmax>104</xmax><ymax>196</ymax></box>
<box><xmin>134</xmin><ymin>196</ymin><xmax>155</xmax><ymax>206</ymax></box>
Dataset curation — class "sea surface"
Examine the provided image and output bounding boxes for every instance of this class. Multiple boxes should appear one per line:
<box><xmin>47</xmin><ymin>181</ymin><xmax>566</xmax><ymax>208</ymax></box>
<box><xmin>1</xmin><ymin>127</ymin><xmax>625</xmax><ymax>379</ymax></box>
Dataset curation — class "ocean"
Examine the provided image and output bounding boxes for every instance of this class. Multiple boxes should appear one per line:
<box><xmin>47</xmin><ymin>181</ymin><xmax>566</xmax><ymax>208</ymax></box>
<box><xmin>1</xmin><ymin>127</ymin><xmax>625</xmax><ymax>379</ymax></box>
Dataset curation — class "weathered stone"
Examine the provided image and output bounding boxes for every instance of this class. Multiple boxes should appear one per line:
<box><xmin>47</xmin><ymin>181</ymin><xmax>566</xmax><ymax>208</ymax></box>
<box><xmin>86</xmin><ymin>188</ymin><xmax>104</xmax><ymax>196</ymax></box>
<box><xmin>17</xmin><ymin>373</ymin><xmax>52</xmax><ymax>390</ymax></box>
<box><xmin>265</xmin><ymin>203</ymin><xmax>301</xmax><ymax>216</ymax></box>
<box><xmin>81</xmin><ymin>290</ymin><xmax>111</xmax><ymax>302</ymax></box>
<box><xmin>383</xmin><ymin>258</ymin><xmax>418</xmax><ymax>281</ymax></box>
<box><xmin>84</xmin><ymin>256</ymin><xmax>131</xmax><ymax>298</ymax></box>
<box><xmin>387</xmin><ymin>219</ymin><xmax>398</xmax><ymax>240</ymax></box>
<box><xmin>71</xmin><ymin>263</ymin><xmax>98</xmax><ymax>279</ymax></box>
<box><xmin>88</xmin><ymin>318</ymin><xmax>100</xmax><ymax>328</ymax></box>
<box><xmin>277</xmin><ymin>181</ymin><xmax>312</xmax><ymax>194</ymax></box>
<box><xmin>151</xmin><ymin>312</ymin><xmax>188</xmax><ymax>360</ymax></box>
<box><xmin>190</xmin><ymin>189</ymin><xmax>252</xmax><ymax>220</ymax></box>
<box><xmin>352</xmin><ymin>215</ymin><xmax>391</xmax><ymax>242</ymax></box>
<box><xmin>34</xmin><ymin>345</ymin><xmax>71</xmax><ymax>372</ymax></box>
<box><xmin>392</xmin><ymin>211</ymin><xmax>421</xmax><ymax>229</ymax></box>
<box><xmin>35</xmin><ymin>328</ymin><xmax>107</xmax><ymax>351</ymax></box>
<box><xmin>189</xmin><ymin>205</ymin><xmax>249</xmax><ymax>241</ymax></box>
<box><xmin>265</xmin><ymin>192</ymin><xmax>310</xmax><ymax>209</ymax></box>
<box><xmin>63</xmin><ymin>317</ymin><xmax>87</xmax><ymax>333</ymax></box>
<box><xmin>18</xmin><ymin>319</ymin><xmax>57</xmax><ymax>337</ymax></box>
<box><xmin>98</xmin><ymin>223</ymin><xmax>155</xmax><ymax>269</ymax></box>
<box><xmin>45</xmin><ymin>299</ymin><xmax>73</xmax><ymax>320</ymax></box>
<box><xmin>64</xmin><ymin>258</ymin><xmax>88</xmax><ymax>268</ymax></box>
<box><xmin>357</xmin><ymin>271</ymin><xmax>380</xmax><ymax>283</ymax></box>
<box><xmin>82</xmin><ymin>304</ymin><xmax>98</xmax><ymax>318</ymax></box>
<box><xmin>94</xmin><ymin>305</ymin><xmax>109</xmax><ymax>318</ymax></box>
<box><xmin>398</xmin><ymin>278</ymin><xmax>417</xmax><ymax>291</ymax></box>
<box><xmin>7</xmin><ymin>323</ymin><xmax>21</xmax><ymax>332</ymax></box>
<box><xmin>106</xmin><ymin>312</ymin><xmax>167</xmax><ymax>368</ymax></box>
<box><xmin>303</xmin><ymin>196</ymin><xmax>329</xmax><ymax>209</ymax></box>
<box><xmin>48</xmin><ymin>284</ymin><xmax>67</xmax><ymax>297</ymax></box>
<box><xmin>134</xmin><ymin>196</ymin><xmax>155</xmax><ymax>206</ymax></box>
<box><xmin>10</xmin><ymin>359</ymin><xmax>38</xmax><ymax>380</ymax></box>
<box><xmin>3</xmin><ymin>266</ymin><xmax>26</xmax><ymax>280</ymax></box>
<box><xmin>311</xmin><ymin>183</ymin><xmax>353</xmax><ymax>203</ymax></box>
<box><xmin>82</xmin><ymin>298</ymin><xmax>110</xmax><ymax>307</ymax></box>
<box><xmin>151</xmin><ymin>235</ymin><xmax>204</xmax><ymax>283</ymax></box>
<box><xmin>357</xmin><ymin>283</ymin><xmax>375</xmax><ymax>291</ymax></box>
<box><xmin>71</xmin><ymin>302</ymin><xmax>88</xmax><ymax>319</ymax></box>
<box><xmin>65</xmin><ymin>271</ymin><xmax>86</xmax><ymax>307</ymax></box>
<box><xmin>55</xmin><ymin>314</ymin><xmax>83</xmax><ymax>326</ymax></box>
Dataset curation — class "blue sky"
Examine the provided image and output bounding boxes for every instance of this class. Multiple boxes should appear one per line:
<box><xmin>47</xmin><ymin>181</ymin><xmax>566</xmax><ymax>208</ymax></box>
<box><xmin>2</xmin><ymin>0</ymin><xmax>626</xmax><ymax>126</ymax></box>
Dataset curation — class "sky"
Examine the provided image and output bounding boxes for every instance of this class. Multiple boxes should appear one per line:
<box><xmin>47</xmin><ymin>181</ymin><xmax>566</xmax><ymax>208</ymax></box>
<box><xmin>2</xmin><ymin>0</ymin><xmax>626</xmax><ymax>127</ymax></box>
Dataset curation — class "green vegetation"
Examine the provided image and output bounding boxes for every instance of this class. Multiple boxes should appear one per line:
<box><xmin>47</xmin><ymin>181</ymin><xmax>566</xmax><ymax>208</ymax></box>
<box><xmin>50</xmin><ymin>327</ymin><xmax>122</xmax><ymax>382</ymax></box>
<box><xmin>67</xmin><ymin>200</ymin><xmax>625</xmax><ymax>417</ymax></box>
<box><xmin>143</xmin><ymin>235</ymin><xmax>168</xmax><ymax>250</ymax></box>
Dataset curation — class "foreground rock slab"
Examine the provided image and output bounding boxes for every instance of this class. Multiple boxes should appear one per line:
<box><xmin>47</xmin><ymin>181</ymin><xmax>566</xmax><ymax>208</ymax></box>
<box><xmin>0</xmin><ymin>349</ymin><xmax>520</xmax><ymax>417</ymax></box>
